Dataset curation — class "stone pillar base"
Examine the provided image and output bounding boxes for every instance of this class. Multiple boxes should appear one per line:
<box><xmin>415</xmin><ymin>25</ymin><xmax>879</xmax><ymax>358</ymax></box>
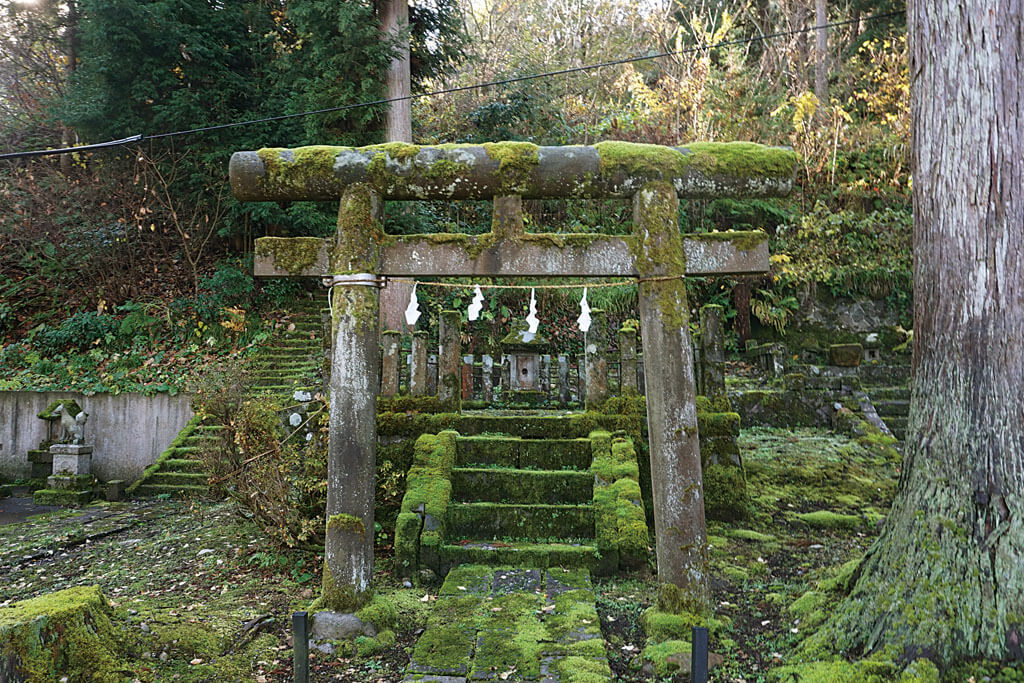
<box><xmin>50</xmin><ymin>444</ymin><xmax>93</xmax><ymax>476</ymax></box>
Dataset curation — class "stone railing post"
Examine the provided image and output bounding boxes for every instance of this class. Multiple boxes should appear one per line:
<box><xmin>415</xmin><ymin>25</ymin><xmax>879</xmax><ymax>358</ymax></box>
<box><xmin>699</xmin><ymin>305</ymin><xmax>725</xmax><ymax>399</ymax></box>
<box><xmin>619</xmin><ymin>325</ymin><xmax>638</xmax><ymax>393</ymax></box>
<box><xmin>321</xmin><ymin>184</ymin><xmax>381</xmax><ymax>616</ymax></box>
<box><xmin>381</xmin><ymin>330</ymin><xmax>400</xmax><ymax>396</ymax></box>
<box><xmin>410</xmin><ymin>331</ymin><xmax>428</xmax><ymax>395</ymax></box>
<box><xmin>584</xmin><ymin>308</ymin><xmax>609</xmax><ymax>409</ymax></box>
<box><xmin>481</xmin><ymin>354</ymin><xmax>494</xmax><ymax>403</ymax></box>
<box><xmin>633</xmin><ymin>181</ymin><xmax>709</xmax><ymax>614</ymax></box>
<box><xmin>438</xmin><ymin>309</ymin><xmax>461</xmax><ymax>410</ymax></box>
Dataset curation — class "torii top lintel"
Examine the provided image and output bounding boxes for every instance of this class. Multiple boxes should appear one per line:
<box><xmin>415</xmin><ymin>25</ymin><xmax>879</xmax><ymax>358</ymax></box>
<box><xmin>230</xmin><ymin>140</ymin><xmax>796</xmax><ymax>202</ymax></box>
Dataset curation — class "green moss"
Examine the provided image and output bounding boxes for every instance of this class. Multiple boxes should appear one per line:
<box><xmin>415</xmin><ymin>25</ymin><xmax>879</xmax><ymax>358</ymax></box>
<box><xmin>794</xmin><ymin>510</ymin><xmax>863</xmax><ymax>530</ymax></box>
<box><xmin>555</xmin><ymin>655</ymin><xmax>613</xmax><ymax>682</ymax></box>
<box><xmin>698</xmin><ymin>411</ymin><xmax>741</xmax><ymax>436</ymax></box>
<box><xmin>366</xmin><ymin>141</ymin><xmax>420</xmax><ymax>160</ymax></box>
<box><xmin>684</xmin><ymin>141</ymin><xmax>796</xmax><ymax>179</ymax></box>
<box><xmin>355</xmin><ymin>628</ymin><xmax>396</xmax><ymax>657</ymax></box>
<box><xmin>320</xmin><ymin>566</ymin><xmax>370</xmax><ymax>612</ymax></box>
<box><xmin>696</xmin><ymin>395</ymin><xmax>731</xmax><ymax>413</ymax></box>
<box><xmin>721</xmin><ymin>566</ymin><xmax>749</xmax><ymax>583</ymax></box>
<box><xmin>0</xmin><ymin>585</ymin><xmax>129</xmax><ymax>683</ymax></box>
<box><xmin>726</xmin><ymin>528</ymin><xmax>776</xmax><ymax>543</ymax></box>
<box><xmin>596</xmin><ymin>141</ymin><xmax>690</xmax><ymax>177</ymax></box>
<box><xmin>255</xmin><ymin>236</ymin><xmax>323</xmax><ymax>275</ymax></box>
<box><xmin>657</xmin><ymin>582</ymin><xmax>708</xmax><ymax>617</ymax></box>
<box><xmin>482</xmin><ymin>141</ymin><xmax>540</xmax><ymax>193</ymax></box>
<box><xmin>769</xmin><ymin>659</ymin><xmax>918</xmax><ymax>683</ymax></box>
<box><xmin>641</xmin><ymin>639</ymin><xmax>692</xmax><ymax>677</ymax></box>
<box><xmin>257</xmin><ymin>146</ymin><xmax>341</xmax><ymax>194</ymax></box>
<box><xmin>327</xmin><ymin>512</ymin><xmax>366</xmax><ymax>537</ymax></box>
<box><xmin>629</xmin><ymin>181</ymin><xmax>690</xmax><ymax>331</ymax></box>
<box><xmin>155</xmin><ymin>621</ymin><xmax>223</xmax><ymax>656</ymax></box>
<box><xmin>818</xmin><ymin>558</ymin><xmax>862</xmax><ymax>594</ymax></box>
<box><xmin>590</xmin><ymin>433</ymin><xmax>650</xmax><ymax>571</ymax></box>
<box><xmin>332</xmin><ymin>182</ymin><xmax>383</xmax><ymax>273</ymax></box>
<box><xmin>354</xmin><ymin>593</ymin><xmax>400</xmax><ymax>631</ymax></box>
<box><xmin>788</xmin><ymin>590</ymin><xmax>829</xmax><ymax>629</ymax></box>
<box><xmin>703</xmin><ymin>463</ymin><xmax>749</xmax><ymax>521</ymax></box>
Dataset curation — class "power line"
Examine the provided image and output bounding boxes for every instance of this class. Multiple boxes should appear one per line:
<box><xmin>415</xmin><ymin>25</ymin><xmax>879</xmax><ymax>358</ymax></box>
<box><xmin>0</xmin><ymin>10</ymin><xmax>903</xmax><ymax>161</ymax></box>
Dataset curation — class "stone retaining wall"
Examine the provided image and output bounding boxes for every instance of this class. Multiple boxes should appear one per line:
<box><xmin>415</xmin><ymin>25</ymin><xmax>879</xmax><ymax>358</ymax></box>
<box><xmin>0</xmin><ymin>391</ymin><xmax>192</xmax><ymax>483</ymax></box>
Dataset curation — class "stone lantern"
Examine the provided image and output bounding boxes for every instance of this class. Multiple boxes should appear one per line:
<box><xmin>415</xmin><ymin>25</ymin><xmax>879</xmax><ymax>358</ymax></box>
<box><xmin>500</xmin><ymin>320</ymin><xmax>549</xmax><ymax>401</ymax></box>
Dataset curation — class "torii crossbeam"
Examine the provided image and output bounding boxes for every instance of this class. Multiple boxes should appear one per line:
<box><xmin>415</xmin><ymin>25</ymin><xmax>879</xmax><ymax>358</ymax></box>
<box><xmin>229</xmin><ymin>140</ymin><xmax>795</xmax><ymax>617</ymax></box>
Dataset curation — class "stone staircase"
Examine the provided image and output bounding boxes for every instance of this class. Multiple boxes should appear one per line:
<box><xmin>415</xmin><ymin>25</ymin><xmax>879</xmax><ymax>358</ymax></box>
<box><xmin>396</xmin><ymin>423</ymin><xmax>650</xmax><ymax>580</ymax></box>
<box><xmin>867</xmin><ymin>385</ymin><xmax>910</xmax><ymax>442</ymax></box>
<box><xmin>126</xmin><ymin>417</ymin><xmax>223</xmax><ymax>498</ymax></box>
<box><xmin>129</xmin><ymin>293</ymin><xmax>325</xmax><ymax>498</ymax></box>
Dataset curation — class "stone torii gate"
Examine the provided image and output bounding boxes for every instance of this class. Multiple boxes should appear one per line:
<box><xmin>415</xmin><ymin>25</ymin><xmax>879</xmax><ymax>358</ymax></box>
<box><xmin>229</xmin><ymin>141</ymin><xmax>795</xmax><ymax>615</ymax></box>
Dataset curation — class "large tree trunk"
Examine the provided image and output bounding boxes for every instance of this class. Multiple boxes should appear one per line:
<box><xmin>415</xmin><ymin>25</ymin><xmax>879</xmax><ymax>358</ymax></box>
<box><xmin>813</xmin><ymin>0</ymin><xmax>827</xmax><ymax>106</ymax></box>
<box><xmin>381</xmin><ymin>0</ymin><xmax>412</xmax><ymax>142</ymax></box>
<box><xmin>827</xmin><ymin>1</ymin><xmax>1024</xmax><ymax>666</ymax></box>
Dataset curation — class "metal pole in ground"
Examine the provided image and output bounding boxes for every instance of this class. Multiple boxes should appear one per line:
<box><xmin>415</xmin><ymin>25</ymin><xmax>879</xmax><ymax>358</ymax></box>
<box><xmin>691</xmin><ymin>626</ymin><xmax>709</xmax><ymax>683</ymax></box>
<box><xmin>293</xmin><ymin>611</ymin><xmax>309</xmax><ymax>683</ymax></box>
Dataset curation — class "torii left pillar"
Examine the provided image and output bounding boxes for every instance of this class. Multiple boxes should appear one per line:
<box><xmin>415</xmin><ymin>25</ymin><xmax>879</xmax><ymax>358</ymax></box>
<box><xmin>322</xmin><ymin>184</ymin><xmax>382</xmax><ymax>612</ymax></box>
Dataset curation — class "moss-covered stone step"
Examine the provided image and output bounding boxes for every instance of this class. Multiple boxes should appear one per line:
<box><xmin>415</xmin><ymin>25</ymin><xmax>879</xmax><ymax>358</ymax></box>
<box><xmin>439</xmin><ymin>541</ymin><xmax>601</xmax><ymax>572</ymax></box>
<box><xmin>455</xmin><ymin>436</ymin><xmax>592</xmax><ymax>470</ymax></box>
<box><xmin>881</xmin><ymin>415</ymin><xmax>907</xmax><ymax>440</ymax></box>
<box><xmin>455</xmin><ymin>415</ymin><xmax>594</xmax><ymax>439</ymax></box>
<box><xmin>451</xmin><ymin>467</ymin><xmax>593</xmax><ymax>505</ymax></box>
<box><xmin>133</xmin><ymin>483</ymin><xmax>208</xmax><ymax>498</ymax></box>
<box><xmin>161</xmin><ymin>458</ymin><xmax>205</xmax><ymax>473</ymax></box>
<box><xmin>867</xmin><ymin>386</ymin><xmax>910</xmax><ymax>401</ymax></box>
<box><xmin>404</xmin><ymin>566</ymin><xmax>611</xmax><ymax>682</ymax></box>
<box><xmin>147</xmin><ymin>472</ymin><xmax>209</xmax><ymax>487</ymax></box>
<box><xmin>250</xmin><ymin>358</ymin><xmax>318</xmax><ymax>368</ymax></box>
<box><xmin>446</xmin><ymin>502</ymin><xmax>594</xmax><ymax>541</ymax></box>
<box><xmin>873</xmin><ymin>399</ymin><xmax>909</xmax><ymax>417</ymax></box>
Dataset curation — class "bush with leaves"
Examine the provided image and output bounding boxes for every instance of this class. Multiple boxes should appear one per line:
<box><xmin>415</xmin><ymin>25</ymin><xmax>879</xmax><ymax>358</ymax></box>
<box><xmin>194</xmin><ymin>371</ymin><xmax>328</xmax><ymax>550</ymax></box>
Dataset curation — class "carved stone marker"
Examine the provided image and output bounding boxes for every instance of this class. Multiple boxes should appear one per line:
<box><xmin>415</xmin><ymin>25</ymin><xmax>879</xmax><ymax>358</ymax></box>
<box><xmin>229</xmin><ymin>141</ymin><xmax>794</xmax><ymax>615</ymax></box>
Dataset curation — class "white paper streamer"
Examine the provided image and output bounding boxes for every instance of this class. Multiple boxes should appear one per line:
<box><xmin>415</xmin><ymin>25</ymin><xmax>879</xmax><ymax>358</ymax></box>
<box><xmin>577</xmin><ymin>287</ymin><xmax>591</xmax><ymax>333</ymax></box>
<box><xmin>467</xmin><ymin>285</ymin><xmax>485</xmax><ymax>321</ymax></box>
<box><xmin>404</xmin><ymin>283</ymin><xmax>422</xmax><ymax>326</ymax></box>
<box><xmin>525</xmin><ymin>287</ymin><xmax>539</xmax><ymax>334</ymax></box>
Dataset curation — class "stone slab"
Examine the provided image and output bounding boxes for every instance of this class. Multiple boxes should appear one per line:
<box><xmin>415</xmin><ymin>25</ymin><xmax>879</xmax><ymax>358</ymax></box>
<box><xmin>51</xmin><ymin>451</ymin><xmax>91</xmax><ymax>476</ymax></box>
<box><xmin>49</xmin><ymin>443</ymin><xmax>93</xmax><ymax>456</ymax></box>
<box><xmin>310</xmin><ymin>611</ymin><xmax>376</xmax><ymax>641</ymax></box>
<box><xmin>32</xmin><ymin>488</ymin><xmax>92</xmax><ymax>506</ymax></box>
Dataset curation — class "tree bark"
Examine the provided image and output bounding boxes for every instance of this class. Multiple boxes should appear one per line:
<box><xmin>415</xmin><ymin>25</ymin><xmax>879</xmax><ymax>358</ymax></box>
<box><xmin>381</xmin><ymin>0</ymin><xmax>412</xmax><ymax>142</ymax></box>
<box><xmin>813</xmin><ymin>0</ymin><xmax>828</xmax><ymax>106</ymax></box>
<box><xmin>826</xmin><ymin>1</ymin><xmax>1024</xmax><ymax>666</ymax></box>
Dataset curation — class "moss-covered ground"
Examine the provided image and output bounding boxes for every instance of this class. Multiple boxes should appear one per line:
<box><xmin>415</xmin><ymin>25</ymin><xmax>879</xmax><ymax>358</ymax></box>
<box><xmin>2</xmin><ymin>426</ymin><xmax>1019</xmax><ymax>680</ymax></box>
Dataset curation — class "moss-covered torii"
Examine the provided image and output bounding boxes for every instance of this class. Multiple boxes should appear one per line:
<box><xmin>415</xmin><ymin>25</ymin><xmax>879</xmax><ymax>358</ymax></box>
<box><xmin>228</xmin><ymin>140</ymin><xmax>796</xmax><ymax>617</ymax></box>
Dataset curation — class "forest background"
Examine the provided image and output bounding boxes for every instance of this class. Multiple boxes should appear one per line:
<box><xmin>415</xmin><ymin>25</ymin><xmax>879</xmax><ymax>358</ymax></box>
<box><xmin>0</xmin><ymin>0</ymin><xmax>910</xmax><ymax>395</ymax></box>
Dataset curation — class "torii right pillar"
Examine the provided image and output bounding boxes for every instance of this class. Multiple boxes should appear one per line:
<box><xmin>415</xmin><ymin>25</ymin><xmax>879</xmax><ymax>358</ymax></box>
<box><xmin>634</xmin><ymin>181</ymin><xmax>709</xmax><ymax>614</ymax></box>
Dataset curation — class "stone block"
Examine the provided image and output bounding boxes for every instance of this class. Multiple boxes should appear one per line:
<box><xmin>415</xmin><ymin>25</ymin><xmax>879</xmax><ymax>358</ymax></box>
<box><xmin>27</xmin><ymin>449</ymin><xmax>53</xmax><ymax>464</ymax></box>
<box><xmin>829</xmin><ymin>343</ymin><xmax>863</xmax><ymax>367</ymax></box>
<box><xmin>32</xmin><ymin>488</ymin><xmax>92</xmax><ymax>506</ymax></box>
<box><xmin>0</xmin><ymin>585</ymin><xmax>127</xmax><ymax>683</ymax></box>
<box><xmin>104</xmin><ymin>480</ymin><xmax>125</xmax><ymax>502</ymax></box>
<box><xmin>50</xmin><ymin>443</ymin><xmax>92</xmax><ymax>476</ymax></box>
<box><xmin>310</xmin><ymin>611</ymin><xmax>376</xmax><ymax>640</ymax></box>
<box><xmin>46</xmin><ymin>474</ymin><xmax>93</xmax><ymax>491</ymax></box>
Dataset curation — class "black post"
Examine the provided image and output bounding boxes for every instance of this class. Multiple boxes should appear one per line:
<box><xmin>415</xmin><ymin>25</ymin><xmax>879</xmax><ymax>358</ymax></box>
<box><xmin>690</xmin><ymin>626</ymin><xmax>709</xmax><ymax>683</ymax></box>
<box><xmin>293</xmin><ymin>611</ymin><xmax>309</xmax><ymax>683</ymax></box>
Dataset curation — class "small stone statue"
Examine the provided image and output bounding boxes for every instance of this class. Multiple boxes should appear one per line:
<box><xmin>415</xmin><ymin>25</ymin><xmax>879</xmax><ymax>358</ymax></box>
<box><xmin>54</xmin><ymin>403</ymin><xmax>88</xmax><ymax>445</ymax></box>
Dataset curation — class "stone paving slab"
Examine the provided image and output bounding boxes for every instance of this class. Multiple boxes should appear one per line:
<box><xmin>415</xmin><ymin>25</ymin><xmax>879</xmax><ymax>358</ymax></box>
<box><xmin>405</xmin><ymin>566</ymin><xmax>611</xmax><ymax>682</ymax></box>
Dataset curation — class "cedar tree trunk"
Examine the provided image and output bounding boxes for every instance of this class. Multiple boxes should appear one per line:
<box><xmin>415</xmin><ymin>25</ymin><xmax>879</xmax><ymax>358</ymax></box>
<box><xmin>827</xmin><ymin>0</ymin><xmax>1024</xmax><ymax>666</ymax></box>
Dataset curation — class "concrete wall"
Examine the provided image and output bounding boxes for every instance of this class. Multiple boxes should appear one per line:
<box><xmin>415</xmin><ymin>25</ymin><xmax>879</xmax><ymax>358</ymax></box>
<box><xmin>0</xmin><ymin>392</ymin><xmax>193</xmax><ymax>483</ymax></box>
